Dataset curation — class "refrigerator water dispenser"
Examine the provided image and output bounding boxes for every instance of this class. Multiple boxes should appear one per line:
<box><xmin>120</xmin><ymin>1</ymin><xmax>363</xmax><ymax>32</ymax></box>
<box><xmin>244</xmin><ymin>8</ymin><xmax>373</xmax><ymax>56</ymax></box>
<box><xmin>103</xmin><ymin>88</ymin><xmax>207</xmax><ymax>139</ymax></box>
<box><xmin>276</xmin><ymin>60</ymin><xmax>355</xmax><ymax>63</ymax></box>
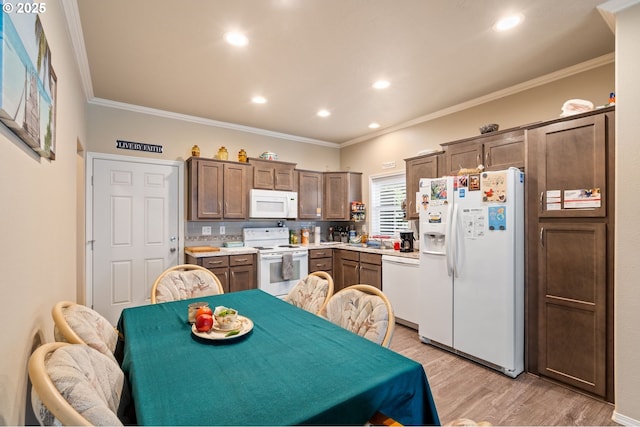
<box><xmin>422</xmin><ymin>233</ymin><xmax>446</xmax><ymax>254</ymax></box>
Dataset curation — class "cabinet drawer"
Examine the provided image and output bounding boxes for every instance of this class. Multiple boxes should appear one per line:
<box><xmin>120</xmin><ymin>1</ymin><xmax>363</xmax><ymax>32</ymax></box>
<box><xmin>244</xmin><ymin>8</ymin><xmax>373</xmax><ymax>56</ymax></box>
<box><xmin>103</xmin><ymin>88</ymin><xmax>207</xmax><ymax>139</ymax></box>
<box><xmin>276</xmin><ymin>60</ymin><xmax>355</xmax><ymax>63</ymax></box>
<box><xmin>201</xmin><ymin>256</ymin><xmax>229</xmax><ymax>269</ymax></box>
<box><xmin>229</xmin><ymin>254</ymin><xmax>255</xmax><ymax>266</ymax></box>
<box><xmin>310</xmin><ymin>257</ymin><xmax>332</xmax><ymax>271</ymax></box>
<box><xmin>336</xmin><ymin>249</ymin><xmax>359</xmax><ymax>262</ymax></box>
<box><xmin>360</xmin><ymin>252</ymin><xmax>382</xmax><ymax>265</ymax></box>
<box><xmin>310</xmin><ymin>249</ymin><xmax>332</xmax><ymax>258</ymax></box>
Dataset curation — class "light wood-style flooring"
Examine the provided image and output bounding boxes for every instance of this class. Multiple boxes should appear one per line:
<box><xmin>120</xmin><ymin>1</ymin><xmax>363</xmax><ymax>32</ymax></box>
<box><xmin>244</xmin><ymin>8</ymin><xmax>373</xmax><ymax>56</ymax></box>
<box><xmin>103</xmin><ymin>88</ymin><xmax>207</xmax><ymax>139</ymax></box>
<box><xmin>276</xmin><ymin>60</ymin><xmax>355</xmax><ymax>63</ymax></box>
<box><xmin>389</xmin><ymin>324</ymin><xmax>618</xmax><ymax>426</ymax></box>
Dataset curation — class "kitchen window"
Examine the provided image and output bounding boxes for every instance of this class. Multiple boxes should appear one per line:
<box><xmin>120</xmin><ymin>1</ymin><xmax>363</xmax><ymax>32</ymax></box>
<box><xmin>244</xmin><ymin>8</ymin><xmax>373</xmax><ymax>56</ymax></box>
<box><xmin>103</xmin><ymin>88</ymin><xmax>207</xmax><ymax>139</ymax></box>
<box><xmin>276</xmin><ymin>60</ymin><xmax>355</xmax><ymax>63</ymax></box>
<box><xmin>370</xmin><ymin>173</ymin><xmax>408</xmax><ymax>237</ymax></box>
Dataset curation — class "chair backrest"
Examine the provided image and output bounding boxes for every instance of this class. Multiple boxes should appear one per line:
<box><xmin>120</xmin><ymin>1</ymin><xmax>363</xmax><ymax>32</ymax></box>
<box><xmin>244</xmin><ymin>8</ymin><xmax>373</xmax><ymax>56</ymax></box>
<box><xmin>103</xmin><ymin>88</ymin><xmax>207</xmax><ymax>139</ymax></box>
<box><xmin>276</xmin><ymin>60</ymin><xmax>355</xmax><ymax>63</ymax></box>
<box><xmin>52</xmin><ymin>301</ymin><xmax>119</xmax><ymax>364</ymax></box>
<box><xmin>151</xmin><ymin>264</ymin><xmax>224</xmax><ymax>304</ymax></box>
<box><xmin>285</xmin><ymin>271</ymin><xmax>335</xmax><ymax>314</ymax></box>
<box><xmin>324</xmin><ymin>284</ymin><xmax>396</xmax><ymax>347</ymax></box>
<box><xmin>28</xmin><ymin>342</ymin><xmax>125</xmax><ymax>426</ymax></box>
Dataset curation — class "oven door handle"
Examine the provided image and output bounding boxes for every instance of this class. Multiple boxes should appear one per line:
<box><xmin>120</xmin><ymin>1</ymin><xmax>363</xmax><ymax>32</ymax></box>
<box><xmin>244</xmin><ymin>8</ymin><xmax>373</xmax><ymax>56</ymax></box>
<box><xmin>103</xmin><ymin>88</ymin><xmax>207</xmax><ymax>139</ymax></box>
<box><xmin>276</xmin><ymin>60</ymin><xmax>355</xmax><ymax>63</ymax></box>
<box><xmin>260</xmin><ymin>253</ymin><xmax>284</xmax><ymax>260</ymax></box>
<box><xmin>259</xmin><ymin>251</ymin><xmax>308</xmax><ymax>260</ymax></box>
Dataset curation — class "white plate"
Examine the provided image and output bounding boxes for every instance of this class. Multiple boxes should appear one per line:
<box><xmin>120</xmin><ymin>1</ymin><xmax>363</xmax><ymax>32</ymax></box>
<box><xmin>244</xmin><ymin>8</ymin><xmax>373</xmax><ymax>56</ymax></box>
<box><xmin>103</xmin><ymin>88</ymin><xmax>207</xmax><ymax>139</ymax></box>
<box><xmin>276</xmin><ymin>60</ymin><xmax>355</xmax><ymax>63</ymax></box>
<box><xmin>191</xmin><ymin>315</ymin><xmax>253</xmax><ymax>341</ymax></box>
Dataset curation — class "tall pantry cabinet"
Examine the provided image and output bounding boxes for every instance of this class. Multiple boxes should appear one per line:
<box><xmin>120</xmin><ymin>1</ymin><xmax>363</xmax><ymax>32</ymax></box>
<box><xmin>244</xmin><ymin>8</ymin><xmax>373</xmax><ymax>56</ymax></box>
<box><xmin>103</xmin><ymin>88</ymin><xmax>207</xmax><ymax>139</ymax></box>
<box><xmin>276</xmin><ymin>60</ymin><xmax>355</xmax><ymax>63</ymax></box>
<box><xmin>526</xmin><ymin>107</ymin><xmax>615</xmax><ymax>402</ymax></box>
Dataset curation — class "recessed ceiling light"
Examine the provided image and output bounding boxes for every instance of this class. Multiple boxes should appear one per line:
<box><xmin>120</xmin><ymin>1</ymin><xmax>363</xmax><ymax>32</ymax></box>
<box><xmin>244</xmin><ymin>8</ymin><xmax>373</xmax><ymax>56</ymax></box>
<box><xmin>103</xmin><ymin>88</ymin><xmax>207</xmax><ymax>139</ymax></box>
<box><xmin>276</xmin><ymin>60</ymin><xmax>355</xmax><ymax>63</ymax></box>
<box><xmin>317</xmin><ymin>109</ymin><xmax>331</xmax><ymax>117</ymax></box>
<box><xmin>493</xmin><ymin>14</ymin><xmax>524</xmax><ymax>32</ymax></box>
<box><xmin>251</xmin><ymin>96</ymin><xmax>267</xmax><ymax>104</ymax></box>
<box><xmin>372</xmin><ymin>80</ymin><xmax>390</xmax><ymax>90</ymax></box>
<box><xmin>368</xmin><ymin>122</ymin><xmax>381</xmax><ymax>129</ymax></box>
<box><xmin>224</xmin><ymin>31</ymin><xmax>249</xmax><ymax>46</ymax></box>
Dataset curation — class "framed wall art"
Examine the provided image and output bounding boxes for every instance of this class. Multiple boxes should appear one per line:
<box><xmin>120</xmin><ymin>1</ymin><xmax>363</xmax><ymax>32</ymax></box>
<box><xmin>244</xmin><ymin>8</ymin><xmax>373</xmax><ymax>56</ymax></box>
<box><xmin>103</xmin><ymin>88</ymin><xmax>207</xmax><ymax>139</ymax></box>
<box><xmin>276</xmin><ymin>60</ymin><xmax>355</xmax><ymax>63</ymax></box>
<box><xmin>1</xmin><ymin>7</ymin><xmax>56</xmax><ymax>159</ymax></box>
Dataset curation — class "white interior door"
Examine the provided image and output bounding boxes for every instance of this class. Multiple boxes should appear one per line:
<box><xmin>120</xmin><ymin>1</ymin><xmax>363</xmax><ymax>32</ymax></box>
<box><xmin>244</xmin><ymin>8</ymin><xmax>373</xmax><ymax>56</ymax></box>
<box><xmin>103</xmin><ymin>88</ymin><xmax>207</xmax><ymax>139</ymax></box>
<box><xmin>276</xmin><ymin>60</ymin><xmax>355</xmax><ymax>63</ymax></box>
<box><xmin>89</xmin><ymin>155</ymin><xmax>182</xmax><ymax>325</ymax></box>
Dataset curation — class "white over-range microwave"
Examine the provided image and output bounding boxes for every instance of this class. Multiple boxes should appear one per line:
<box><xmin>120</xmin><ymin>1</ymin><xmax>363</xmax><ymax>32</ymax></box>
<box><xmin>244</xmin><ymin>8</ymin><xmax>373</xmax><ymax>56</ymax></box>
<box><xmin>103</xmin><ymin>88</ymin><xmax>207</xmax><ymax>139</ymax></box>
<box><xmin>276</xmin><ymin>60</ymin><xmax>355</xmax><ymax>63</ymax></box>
<box><xmin>249</xmin><ymin>189</ymin><xmax>298</xmax><ymax>219</ymax></box>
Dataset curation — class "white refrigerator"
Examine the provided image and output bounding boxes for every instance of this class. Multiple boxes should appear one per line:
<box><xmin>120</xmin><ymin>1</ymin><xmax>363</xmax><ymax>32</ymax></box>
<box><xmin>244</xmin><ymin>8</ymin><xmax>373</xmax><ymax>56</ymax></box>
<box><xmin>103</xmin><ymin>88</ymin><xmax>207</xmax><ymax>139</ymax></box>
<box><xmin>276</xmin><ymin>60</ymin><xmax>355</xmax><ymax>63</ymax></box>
<box><xmin>417</xmin><ymin>167</ymin><xmax>524</xmax><ymax>377</ymax></box>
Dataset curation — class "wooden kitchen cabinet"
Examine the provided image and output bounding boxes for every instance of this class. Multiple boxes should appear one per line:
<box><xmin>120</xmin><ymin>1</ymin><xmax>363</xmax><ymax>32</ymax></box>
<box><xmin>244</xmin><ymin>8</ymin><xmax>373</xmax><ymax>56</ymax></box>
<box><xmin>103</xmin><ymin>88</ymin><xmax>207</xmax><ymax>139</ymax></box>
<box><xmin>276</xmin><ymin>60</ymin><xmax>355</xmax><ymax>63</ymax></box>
<box><xmin>404</xmin><ymin>152</ymin><xmax>442</xmax><ymax>220</ymax></box>
<box><xmin>187</xmin><ymin>158</ymin><xmax>250</xmax><ymax>220</ymax></box>
<box><xmin>537</xmin><ymin>223</ymin><xmax>607</xmax><ymax>397</ymax></box>
<box><xmin>186</xmin><ymin>253</ymin><xmax>256</xmax><ymax>294</ymax></box>
<box><xmin>531</xmin><ymin>114</ymin><xmax>608</xmax><ymax>218</ymax></box>
<box><xmin>441</xmin><ymin>129</ymin><xmax>524</xmax><ymax>176</ymax></box>
<box><xmin>249</xmin><ymin>158</ymin><xmax>296</xmax><ymax>191</ymax></box>
<box><xmin>229</xmin><ymin>254</ymin><xmax>256</xmax><ymax>292</ymax></box>
<box><xmin>297</xmin><ymin>170</ymin><xmax>323</xmax><ymax>219</ymax></box>
<box><xmin>525</xmin><ymin>107</ymin><xmax>615</xmax><ymax>402</ymax></box>
<box><xmin>359</xmin><ymin>252</ymin><xmax>382</xmax><ymax>290</ymax></box>
<box><xmin>187</xmin><ymin>158</ymin><xmax>224</xmax><ymax>220</ymax></box>
<box><xmin>223</xmin><ymin>162</ymin><xmax>251</xmax><ymax>219</ymax></box>
<box><xmin>333</xmin><ymin>249</ymin><xmax>381</xmax><ymax>292</ymax></box>
<box><xmin>309</xmin><ymin>248</ymin><xmax>333</xmax><ymax>276</ymax></box>
<box><xmin>323</xmin><ymin>172</ymin><xmax>362</xmax><ymax>220</ymax></box>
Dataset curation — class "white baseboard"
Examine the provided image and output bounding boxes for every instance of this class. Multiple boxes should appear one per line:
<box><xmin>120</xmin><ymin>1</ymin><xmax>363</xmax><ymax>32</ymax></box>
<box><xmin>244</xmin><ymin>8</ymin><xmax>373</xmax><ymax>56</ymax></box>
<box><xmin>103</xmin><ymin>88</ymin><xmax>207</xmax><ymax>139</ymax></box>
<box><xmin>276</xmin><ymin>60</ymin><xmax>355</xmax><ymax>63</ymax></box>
<box><xmin>612</xmin><ymin>410</ymin><xmax>640</xmax><ymax>426</ymax></box>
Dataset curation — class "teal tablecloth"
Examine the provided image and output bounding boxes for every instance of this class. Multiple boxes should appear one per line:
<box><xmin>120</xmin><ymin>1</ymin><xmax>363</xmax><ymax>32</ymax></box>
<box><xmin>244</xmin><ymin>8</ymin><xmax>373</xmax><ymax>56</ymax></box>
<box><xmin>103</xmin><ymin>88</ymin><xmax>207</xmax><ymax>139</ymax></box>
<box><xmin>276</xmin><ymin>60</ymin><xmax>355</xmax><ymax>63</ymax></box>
<box><xmin>118</xmin><ymin>289</ymin><xmax>439</xmax><ymax>426</ymax></box>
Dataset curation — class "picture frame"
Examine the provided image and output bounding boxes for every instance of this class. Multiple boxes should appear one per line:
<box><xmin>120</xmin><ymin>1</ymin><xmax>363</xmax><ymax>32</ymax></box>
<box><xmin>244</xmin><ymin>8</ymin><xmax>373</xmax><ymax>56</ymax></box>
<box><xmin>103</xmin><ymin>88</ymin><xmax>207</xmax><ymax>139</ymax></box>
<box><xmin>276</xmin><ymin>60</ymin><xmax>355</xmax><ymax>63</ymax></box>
<box><xmin>1</xmin><ymin>10</ymin><xmax>56</xmax><ymax>159</ymax></box>
<box><xmin>468</xmin><ymin>174</ymin><xmax>481</xmax><ymax>191</ymax></box>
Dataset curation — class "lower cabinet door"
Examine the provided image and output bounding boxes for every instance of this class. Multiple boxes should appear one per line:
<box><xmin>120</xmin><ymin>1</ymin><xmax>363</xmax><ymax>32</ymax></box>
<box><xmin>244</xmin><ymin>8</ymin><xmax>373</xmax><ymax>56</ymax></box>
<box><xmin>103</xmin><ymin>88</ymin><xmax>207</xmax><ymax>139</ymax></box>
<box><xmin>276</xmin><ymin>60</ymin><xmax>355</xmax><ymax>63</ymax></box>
<box><xmin>229</xmin><ymin>265</ymin><xmax>256</xmax><ymax>292</ymax></box>
<box><xmin>538</xmin><ymin>223</ymin><xmax>607</xmax><ymax>397</ymax></box>
<box><xmin>210</xmin><ymin>267</ymin><xmax>230</xmax><ymax>294</ymax></box>
<box><xmin>359</xmin><ymin>262</ymin><xmax>382</xmax><ymax>290</ymax></box>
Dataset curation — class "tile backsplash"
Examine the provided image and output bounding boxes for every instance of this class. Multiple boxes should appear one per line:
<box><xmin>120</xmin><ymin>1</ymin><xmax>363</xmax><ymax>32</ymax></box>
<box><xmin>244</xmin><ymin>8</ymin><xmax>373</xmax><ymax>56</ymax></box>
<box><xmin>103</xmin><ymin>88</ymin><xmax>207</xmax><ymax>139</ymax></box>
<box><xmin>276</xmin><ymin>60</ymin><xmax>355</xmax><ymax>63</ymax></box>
<box><xmin>185</xmin><ymin>220</ymin><xmax>353</xmax><ymax>246</ymax></box>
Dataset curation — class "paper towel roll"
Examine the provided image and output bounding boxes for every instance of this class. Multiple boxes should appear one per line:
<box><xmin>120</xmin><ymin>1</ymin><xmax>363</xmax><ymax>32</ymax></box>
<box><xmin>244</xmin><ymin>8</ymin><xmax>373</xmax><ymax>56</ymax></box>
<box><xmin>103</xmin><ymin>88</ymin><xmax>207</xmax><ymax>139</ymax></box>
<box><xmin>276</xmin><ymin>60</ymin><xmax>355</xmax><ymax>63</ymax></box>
<box><xmin>314</xmin><ymin>226</ymin><xmax>321</xmax><ymax>244</ymax></box>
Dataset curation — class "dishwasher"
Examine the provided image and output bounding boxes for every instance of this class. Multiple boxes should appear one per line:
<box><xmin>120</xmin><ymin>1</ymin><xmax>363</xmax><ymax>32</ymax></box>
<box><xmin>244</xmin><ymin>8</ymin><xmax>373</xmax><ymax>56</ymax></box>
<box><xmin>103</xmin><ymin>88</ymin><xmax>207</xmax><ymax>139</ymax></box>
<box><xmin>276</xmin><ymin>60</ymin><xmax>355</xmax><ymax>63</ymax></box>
<box><xmin>382</xmin><ymin>255</ymin><xmax>420</xmax><ymax>329</ymax></box>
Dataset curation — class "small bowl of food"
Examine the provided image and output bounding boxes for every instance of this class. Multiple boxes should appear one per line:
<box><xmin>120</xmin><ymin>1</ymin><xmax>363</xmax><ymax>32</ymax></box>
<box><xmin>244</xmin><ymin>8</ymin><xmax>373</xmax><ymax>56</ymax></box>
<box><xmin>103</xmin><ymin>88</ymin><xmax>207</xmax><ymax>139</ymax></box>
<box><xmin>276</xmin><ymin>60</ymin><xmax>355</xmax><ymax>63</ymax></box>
<box><xmin>214</xmin><ymin>306</ymin><xmax>239</xmax><ymax>330</ymax></box>
<box><xmin>479</xmin><ymin>123</ymin><xmax>499</xmax><ymax>134</ymax></box>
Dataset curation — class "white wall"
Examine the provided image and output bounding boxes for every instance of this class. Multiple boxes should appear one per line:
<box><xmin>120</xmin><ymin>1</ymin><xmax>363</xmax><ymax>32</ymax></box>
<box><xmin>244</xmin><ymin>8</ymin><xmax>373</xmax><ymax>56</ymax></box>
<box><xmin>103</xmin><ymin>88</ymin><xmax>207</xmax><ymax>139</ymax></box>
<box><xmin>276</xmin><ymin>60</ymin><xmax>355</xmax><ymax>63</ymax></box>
<box><xmin>613</xmin><ymin>2</ymin><xmax>640</xmax><ymax>424</ymax></box>
<box><xmin>85</xmin><ymin>103</ymin><xmax>341</xmax><ymax>171</ymax></box>
<box><xmin>0</xmin><ymin>1</ymin><xmax>87</xmax><ymax>424</ymax></box>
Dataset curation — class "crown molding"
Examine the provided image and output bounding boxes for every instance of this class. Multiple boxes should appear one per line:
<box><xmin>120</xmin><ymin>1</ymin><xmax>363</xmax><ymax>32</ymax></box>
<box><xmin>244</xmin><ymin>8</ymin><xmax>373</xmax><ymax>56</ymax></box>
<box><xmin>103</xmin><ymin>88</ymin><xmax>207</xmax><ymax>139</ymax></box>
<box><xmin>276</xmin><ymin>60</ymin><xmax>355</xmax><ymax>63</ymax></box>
<box><xmin>89</xmin><ymin>98</ymin><xmax>340</xmax><ymax>148</ymax></box>
<box><xmin>598</xmin><ymin>0</ymin><xmax>640</xmax><ymax>32</ymax></box>
<box><xmin>341</xmin><ymin>53</ymin><xmax>615</xmax><ymax>147</ymax></box>
<box><xmin>61</xmin><ymin>0</ymin><xmax>93</xmax><ymax>100</ymax></box>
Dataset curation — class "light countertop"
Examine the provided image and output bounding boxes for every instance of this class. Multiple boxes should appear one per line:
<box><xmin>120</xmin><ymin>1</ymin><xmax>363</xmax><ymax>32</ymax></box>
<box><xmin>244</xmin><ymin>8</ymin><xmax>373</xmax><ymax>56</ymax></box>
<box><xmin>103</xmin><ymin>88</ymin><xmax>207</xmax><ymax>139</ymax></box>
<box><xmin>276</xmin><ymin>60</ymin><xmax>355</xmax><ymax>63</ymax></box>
<box><xmin>185</xmin><ymin>243</ymin><xmax>419</xmax><ymax>259</ymax></box>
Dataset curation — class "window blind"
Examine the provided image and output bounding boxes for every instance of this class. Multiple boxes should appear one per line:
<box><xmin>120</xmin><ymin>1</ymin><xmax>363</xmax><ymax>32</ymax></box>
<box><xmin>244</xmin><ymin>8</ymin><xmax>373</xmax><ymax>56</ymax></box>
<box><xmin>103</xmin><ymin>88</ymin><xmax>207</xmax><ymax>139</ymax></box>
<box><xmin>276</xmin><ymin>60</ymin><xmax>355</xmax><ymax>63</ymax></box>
<box><xmin>370</xmin><ymin>173</ymin><xmax>408</xmax><ymax>237</ymax></box>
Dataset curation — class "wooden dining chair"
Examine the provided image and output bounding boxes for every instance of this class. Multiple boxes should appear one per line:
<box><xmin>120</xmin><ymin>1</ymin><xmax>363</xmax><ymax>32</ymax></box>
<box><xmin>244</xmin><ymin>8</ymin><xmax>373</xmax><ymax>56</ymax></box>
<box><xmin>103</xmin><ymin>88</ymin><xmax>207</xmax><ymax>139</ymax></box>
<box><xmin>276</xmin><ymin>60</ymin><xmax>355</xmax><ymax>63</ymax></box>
<box><xmin>151</xmin><ymin>264</ymin><xmax>224</xmax><ymax>304</ymax></box>
<box><xmin>323</xmin><ymin>284</ymin><xmax>396</xmax><ymax>347</ymax></box>
<box><xmin>28</xmin><ymin>342</ymin><xmax>125</xmax><ymax>426</ymax></box>
<box><xmin>284</xmin><ymin>271</ymin><xmax>335</xmax><ymax>315</ymax></box>
<box><xmin>52</xmin><ymin>301</ymin><xmax>119</xmax><ymax>364</ymax></box>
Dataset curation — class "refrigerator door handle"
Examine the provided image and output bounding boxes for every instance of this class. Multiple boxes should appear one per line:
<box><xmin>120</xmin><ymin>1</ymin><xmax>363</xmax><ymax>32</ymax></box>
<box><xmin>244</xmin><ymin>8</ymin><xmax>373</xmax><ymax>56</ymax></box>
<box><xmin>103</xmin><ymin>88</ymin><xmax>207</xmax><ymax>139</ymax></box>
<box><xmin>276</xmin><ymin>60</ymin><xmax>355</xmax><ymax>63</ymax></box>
<box><xmin>445</xmin><ymin>202</ymin><xmax>455</xmax><ymax>276</ymax></box>
<box><xmin>451</xmin><ymin>203</ymin><xmax>462</xmax><ymax>277</ymax></box>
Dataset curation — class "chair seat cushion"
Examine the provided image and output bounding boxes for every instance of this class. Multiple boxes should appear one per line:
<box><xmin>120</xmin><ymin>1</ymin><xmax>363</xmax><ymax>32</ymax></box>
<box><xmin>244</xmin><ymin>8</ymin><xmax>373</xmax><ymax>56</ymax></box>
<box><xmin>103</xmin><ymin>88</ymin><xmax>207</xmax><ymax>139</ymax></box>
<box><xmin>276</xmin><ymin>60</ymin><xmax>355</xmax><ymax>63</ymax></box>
<box><xmin>325</xmin><ymin>289</ymin><xmax>390</xmax><ymax>345</ymax></box>
<box><xmin>285</xmin><ymin>275</ymin><xmax>329</xmax><ymax>314</ymax></box>
<box><xmin>155</xmin><ymin>270</ymin><xmax>221</xmax><ymax>303</ymax></box>
<box><xmin>32</xmin><ymin>345</ymin><xmax>124</xmax><ymax>426</ymax></box>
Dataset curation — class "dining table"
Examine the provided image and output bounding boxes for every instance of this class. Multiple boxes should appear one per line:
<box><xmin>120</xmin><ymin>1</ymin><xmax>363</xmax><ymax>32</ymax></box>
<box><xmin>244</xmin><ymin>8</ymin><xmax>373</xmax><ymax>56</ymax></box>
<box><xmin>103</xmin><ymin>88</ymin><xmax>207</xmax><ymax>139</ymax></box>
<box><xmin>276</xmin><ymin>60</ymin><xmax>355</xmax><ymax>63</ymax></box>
<box><xmin>117</xmin><ymin>289</ymin><xmax>440</xmax><ymax>426</ymax></box>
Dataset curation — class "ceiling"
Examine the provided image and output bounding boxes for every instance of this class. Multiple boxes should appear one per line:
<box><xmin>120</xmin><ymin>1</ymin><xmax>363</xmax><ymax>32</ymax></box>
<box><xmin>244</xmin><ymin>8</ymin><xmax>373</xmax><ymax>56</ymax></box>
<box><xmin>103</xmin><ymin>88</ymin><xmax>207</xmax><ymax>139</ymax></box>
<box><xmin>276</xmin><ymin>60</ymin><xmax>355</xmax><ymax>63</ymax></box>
<box><xmin>74</xmin><ymin>0</ymin><xmax>614</xmax><ymax>145</ymax></box>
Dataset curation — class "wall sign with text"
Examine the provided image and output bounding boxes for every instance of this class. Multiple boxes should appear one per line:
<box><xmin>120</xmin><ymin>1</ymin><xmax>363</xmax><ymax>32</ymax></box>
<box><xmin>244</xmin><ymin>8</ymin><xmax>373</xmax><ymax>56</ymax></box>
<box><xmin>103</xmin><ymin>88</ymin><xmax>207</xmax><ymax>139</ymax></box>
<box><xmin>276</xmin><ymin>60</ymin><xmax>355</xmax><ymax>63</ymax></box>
<box><xmin>116</xmin><ymin>140</ymin><xmax>163</xmax><ymax>154</ymax></box>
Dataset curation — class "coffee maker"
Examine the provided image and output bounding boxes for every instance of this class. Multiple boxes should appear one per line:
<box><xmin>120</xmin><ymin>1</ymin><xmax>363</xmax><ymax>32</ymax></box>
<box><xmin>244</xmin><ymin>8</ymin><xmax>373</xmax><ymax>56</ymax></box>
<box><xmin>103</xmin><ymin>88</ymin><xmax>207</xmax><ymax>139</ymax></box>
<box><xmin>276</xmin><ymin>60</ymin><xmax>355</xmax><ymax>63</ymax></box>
<box><xmin>399</xmin><ymin>231</ymin><xmax>415</xmax><ymax>252</ymax></box>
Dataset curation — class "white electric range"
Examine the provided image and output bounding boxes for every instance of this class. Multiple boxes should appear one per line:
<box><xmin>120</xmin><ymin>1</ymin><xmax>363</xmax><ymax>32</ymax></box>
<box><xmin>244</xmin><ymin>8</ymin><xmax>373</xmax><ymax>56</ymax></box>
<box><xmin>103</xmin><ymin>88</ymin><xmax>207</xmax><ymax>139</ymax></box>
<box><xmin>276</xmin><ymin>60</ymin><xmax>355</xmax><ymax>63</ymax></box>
<box><xmin>242</xmin><ymin>227</ymin><xmax>309</xmax><ymax>298</ymax></box>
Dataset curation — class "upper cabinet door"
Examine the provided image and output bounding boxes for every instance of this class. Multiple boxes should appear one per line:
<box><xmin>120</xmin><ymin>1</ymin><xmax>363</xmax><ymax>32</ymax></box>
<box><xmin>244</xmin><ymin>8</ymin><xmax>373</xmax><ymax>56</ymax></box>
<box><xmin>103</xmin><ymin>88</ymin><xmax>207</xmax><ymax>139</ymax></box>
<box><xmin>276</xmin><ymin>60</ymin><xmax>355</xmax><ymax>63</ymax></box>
<box><xmin>223</xmin><ymin>163</ymin><xmax>250</xmax><ymax>219</ymax></box>
<box><xmin>187</xmin><ymin>158</ymin><xmax>223</xmax><ymax>220</ymax></box>
<box><xmin>443</xmin><ymin>141</ymin><xmax>482</xmax><ymax>176</ymax></box>
<box><xmin>298</xmin><ymin>170</ymin><xmax>323</xmax><ymax>219</ymax></box>
<box><xmin>405</xmin><ymin>154</ymin><xmax>440</xmax><ymax>220</ymax></box>
<box><xmin>250</xmin><ymin>158</ymin><xmax>296</xmax><ymax>191</ymax></box>
<box><xmin>533</xmin><ymin>114</ymin><xmax>608</xmax><ymax>218</ymax></box>
<box><xmin>483</xmin><ymin>130</ymin><xmax>525</xmax><ymax>171</ymax></box>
